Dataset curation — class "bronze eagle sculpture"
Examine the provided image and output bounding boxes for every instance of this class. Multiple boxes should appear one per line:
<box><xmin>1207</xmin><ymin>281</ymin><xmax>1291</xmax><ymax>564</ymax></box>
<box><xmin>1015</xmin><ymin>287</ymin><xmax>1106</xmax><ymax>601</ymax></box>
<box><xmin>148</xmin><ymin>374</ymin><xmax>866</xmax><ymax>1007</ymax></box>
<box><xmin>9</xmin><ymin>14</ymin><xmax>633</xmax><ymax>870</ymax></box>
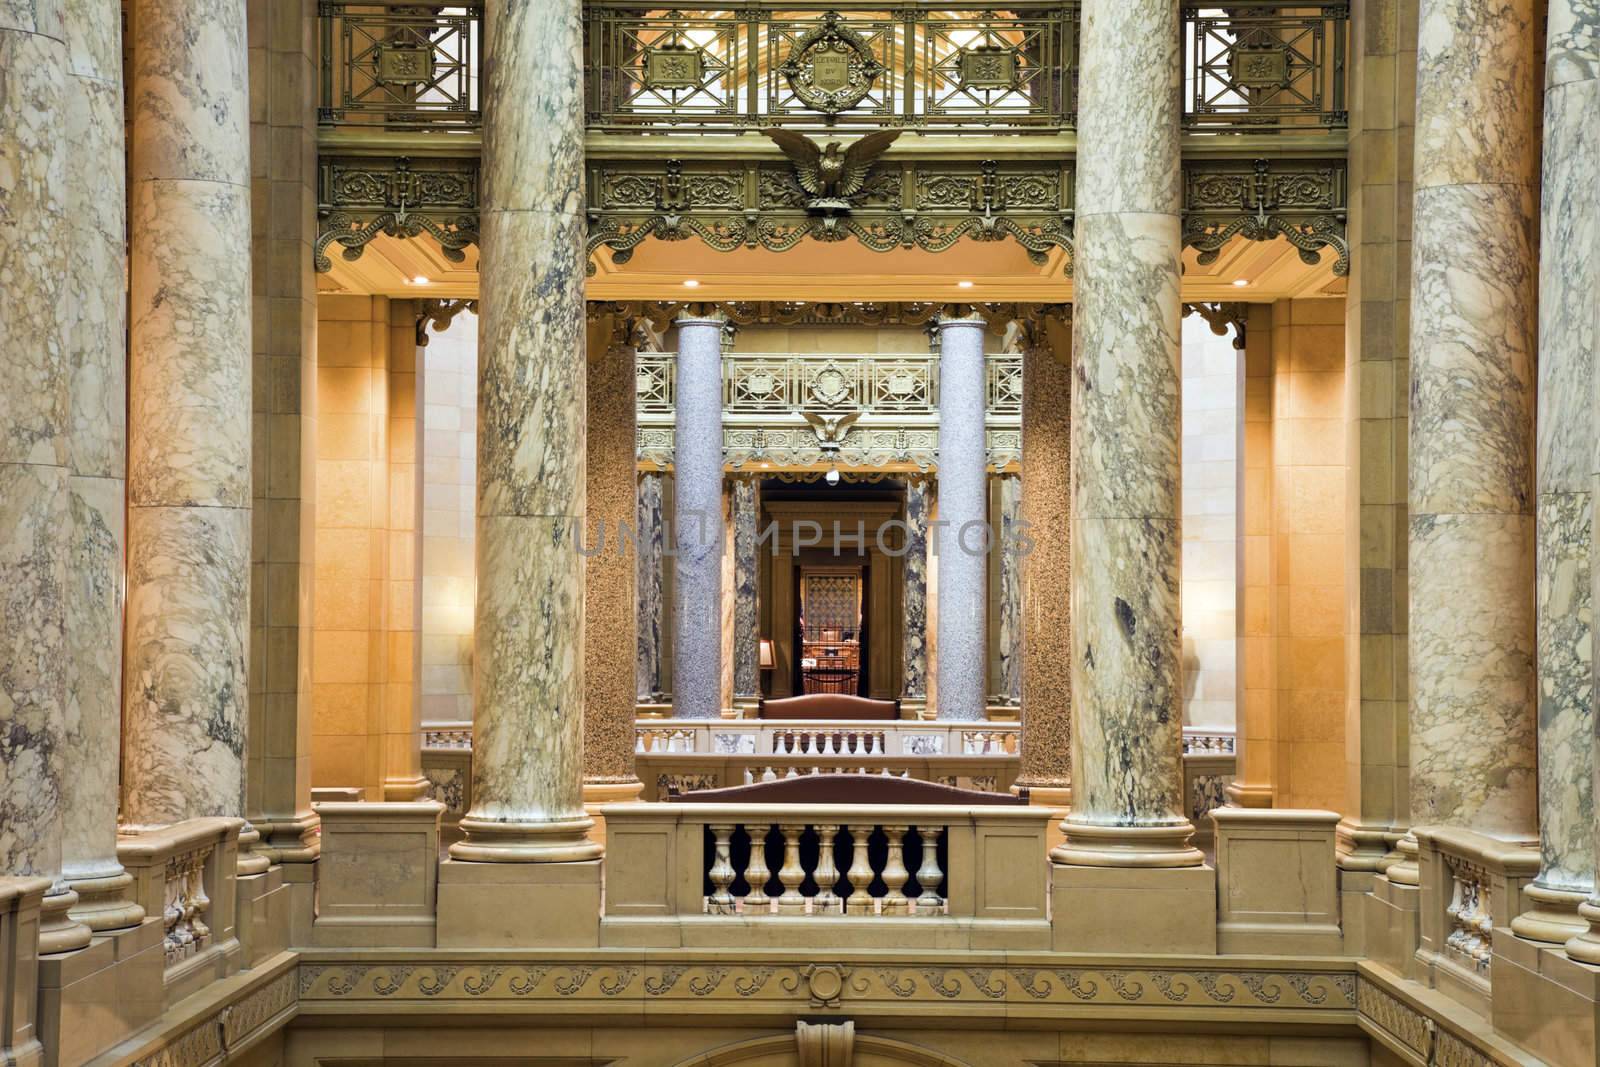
<box><xmin>762</xmin><ymin>128</ymin><xmax>902</xmax><ymax>212</ymax></box>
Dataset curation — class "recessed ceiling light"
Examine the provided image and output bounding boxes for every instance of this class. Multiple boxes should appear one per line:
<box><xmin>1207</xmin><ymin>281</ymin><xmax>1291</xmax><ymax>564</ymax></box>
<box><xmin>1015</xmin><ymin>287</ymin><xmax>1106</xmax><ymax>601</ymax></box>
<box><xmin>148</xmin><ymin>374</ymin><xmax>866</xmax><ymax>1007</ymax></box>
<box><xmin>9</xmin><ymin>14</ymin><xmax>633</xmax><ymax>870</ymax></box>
<box><xmin>957</xmin><ymin>280</ymin><xmax>974</xmax><ymax>289</ymax></box>
<box><xmin>410</xmin><ymin>275</ymin><xmax>430</xmax><ymax>286</ymax></box>
<box><xmin>1231</xmin><ymin>278</ymin><xmax>1249</xmax><ymax>287</ymax></box>
<box><xmin>683</xmin><ymin>279</ymin><xmax>701</xmax><ymax>288</ymax></box>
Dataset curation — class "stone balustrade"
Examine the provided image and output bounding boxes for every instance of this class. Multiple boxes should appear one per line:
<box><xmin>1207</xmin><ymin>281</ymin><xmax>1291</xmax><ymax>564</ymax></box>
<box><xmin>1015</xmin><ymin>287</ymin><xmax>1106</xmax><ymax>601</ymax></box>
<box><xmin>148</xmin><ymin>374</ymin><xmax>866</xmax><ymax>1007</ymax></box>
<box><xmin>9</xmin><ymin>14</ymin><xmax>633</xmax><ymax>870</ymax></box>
<box><xmin>601</xmin><ymin>801</ymin><xmax>1055</xmax><ymax>949</ymax></box>
<box><xmin>1412</xmin><ymin>826</ymin><xmax>1540</xmax><ymax>1019</ymax></box>
<box><xmin>117</xmin><ymin>818</ymin><xmax>243</xmax><ymax>1005</ymax></box>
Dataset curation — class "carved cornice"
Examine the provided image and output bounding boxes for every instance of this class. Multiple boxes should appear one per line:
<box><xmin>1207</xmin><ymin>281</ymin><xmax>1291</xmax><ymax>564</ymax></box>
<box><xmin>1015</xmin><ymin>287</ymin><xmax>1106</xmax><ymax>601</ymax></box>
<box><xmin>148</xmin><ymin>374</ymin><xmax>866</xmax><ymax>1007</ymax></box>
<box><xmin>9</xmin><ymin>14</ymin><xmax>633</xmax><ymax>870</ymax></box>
<box><xmin>1182</xmin><ymin>157</ymin><xmax>1349</xmax><ymax>276</ymax></box>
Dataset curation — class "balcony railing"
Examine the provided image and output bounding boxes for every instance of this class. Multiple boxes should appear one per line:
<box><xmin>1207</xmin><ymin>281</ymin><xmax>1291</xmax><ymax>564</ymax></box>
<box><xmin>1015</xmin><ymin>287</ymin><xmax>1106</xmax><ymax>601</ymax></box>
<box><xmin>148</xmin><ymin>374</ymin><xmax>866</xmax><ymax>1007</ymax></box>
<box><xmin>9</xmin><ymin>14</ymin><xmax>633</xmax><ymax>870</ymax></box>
<box><xmin>316</xmin><ymin>3</ymin><xmax>1348</xmax><ymax>137</ymax></box>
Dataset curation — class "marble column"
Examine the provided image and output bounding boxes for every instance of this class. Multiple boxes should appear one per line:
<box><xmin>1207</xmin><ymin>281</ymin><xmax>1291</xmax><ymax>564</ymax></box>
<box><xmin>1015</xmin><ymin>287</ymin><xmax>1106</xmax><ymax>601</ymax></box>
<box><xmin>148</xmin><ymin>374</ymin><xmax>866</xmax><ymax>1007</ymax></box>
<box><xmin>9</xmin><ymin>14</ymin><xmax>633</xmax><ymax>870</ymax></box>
<box><xmin>732</xmin><ymin>476</ymin><xmax>762</xmax><ymax>708</ymax></box>
<box><xmin>1515</xmin><ymin>0</ymin><xmax>1600</xmax><ymax>945</ymax></box>
<box><xmin>1058</xmin><ymin>0</ymin><xmax>1197</xmax><ymax>866</ymax></box>
<box><xmin>1015</xmin><ymin>337</ymin><xmax>1073</xmax><ymax>803</ymax></box>
<box><xmin>672</xmin><ymin>315</ymin><xmax>726</xmax><ymax>719</ymax></box>
<box><xmin>121</xmin><ymin>0</ymin><xmax>257</xmax><ymax>868</ymax></box>
<box><xmin>1392</xmin><ymin>0</ymin><xmax>1540</xmax><ymax>885</ymax></box>
<box><xmin>583</xmin><ymin>332</ymin><xmax>641</xmax><ymax>801</ymax></box>
<box><xmin>62</xmin><ymin>0</ymin><xmax>142</xmax><ymax>931</ymax></box>
<box><xmin>636</xmin><ymin>472</ymin><xmax>667</xmax><ymax>701</ymax></box>
<box><xmin>0</xmin><ymin>0</ymin><xmax>92</xmax><ymax>954</ymax></box>
<box><xmin>934</xmin><ymin>315</ymin><xmax>989</xmax><ymax>722</ymax></box>
<box><xmin>900</xmin><ymin>478</ymin><xmax>931</xmax><ymax>715</ymax></box>
<box><xmin>996</xmin><ymin>473</ymin><xmax>1023</xmax><ymax>705</ymax></box>
<box><xmin>450</xmin><ymin>0</ymin><xmax>598</xmax><ymax>862</ymax></box>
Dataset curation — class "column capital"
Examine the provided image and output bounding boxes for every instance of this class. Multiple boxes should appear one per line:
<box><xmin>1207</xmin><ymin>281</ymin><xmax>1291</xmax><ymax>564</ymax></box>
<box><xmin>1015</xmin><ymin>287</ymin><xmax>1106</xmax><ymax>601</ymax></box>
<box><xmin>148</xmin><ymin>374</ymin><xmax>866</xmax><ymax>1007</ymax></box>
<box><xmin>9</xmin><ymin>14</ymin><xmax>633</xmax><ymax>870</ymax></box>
<box><xmin>934</xmin><ymin>309</ymin><xmax>988</xmax><ymax>329</ymax></box>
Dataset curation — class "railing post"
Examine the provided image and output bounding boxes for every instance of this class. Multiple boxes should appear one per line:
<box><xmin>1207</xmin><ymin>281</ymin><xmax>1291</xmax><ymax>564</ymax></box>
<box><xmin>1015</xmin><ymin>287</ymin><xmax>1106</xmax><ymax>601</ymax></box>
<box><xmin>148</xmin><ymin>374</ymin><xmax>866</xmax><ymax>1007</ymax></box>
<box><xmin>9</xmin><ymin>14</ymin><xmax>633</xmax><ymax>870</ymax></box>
<box><xmin>742</xmin><ymin>824</ymin><xmax>772</xmax><ymax>912</ymax></box>
<box><xmin>846</xmin><ymin>825</ymin><xmax>876</xmax><ymax>915</ymax></box>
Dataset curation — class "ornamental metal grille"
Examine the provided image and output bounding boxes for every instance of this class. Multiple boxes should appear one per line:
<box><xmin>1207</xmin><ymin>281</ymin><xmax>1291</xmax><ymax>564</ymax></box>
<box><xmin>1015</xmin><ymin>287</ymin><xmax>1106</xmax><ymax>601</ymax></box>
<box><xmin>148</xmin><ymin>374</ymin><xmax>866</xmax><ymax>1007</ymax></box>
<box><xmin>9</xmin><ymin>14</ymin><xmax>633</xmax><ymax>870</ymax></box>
<box><xmin>1183</xmin><ymin>1</ymin><xmax>1348</xmax><ymax>132</ymax></box>
<box><xmin>318</xmin><ymin>1</ymin><xmax>481</xmax><ymax>130</ymax></box>
<box><xmin>583</xmin><ymin>4</ymin><xmax>1078</xmax><ymax>133</ymax></box>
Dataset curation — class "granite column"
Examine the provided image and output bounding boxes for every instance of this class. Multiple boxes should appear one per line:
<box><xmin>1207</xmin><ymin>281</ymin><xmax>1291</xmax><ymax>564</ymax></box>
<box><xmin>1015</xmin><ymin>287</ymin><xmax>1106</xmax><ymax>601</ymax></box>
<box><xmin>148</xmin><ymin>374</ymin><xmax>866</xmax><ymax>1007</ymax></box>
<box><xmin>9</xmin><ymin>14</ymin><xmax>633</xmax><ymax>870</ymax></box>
<box><xmin>934</xmin><ymin>314</ymin><xmax>989</xmax><ymax>722</ymax></box>
<box><xmin>450</xmin><ymin>0</ymin><xmax>598</xmax><ymax>862</ymax></box>
<box><xmin>61</xmin><ymin>0</ymin><xmax>142</xmax><ymax>931</ymax></box>
<box><xmin>672</xmin><ymin>315</ymin><xmax>727</xmax><ymax>719</ymax></box>
<box><xmin>122</xmin><ymin>0</ymin><xmax>258</xmax><ymax>867</ymax></box>
<box><xmin>1058</xmin><ymin>0</ymin><xmax>1197</xmax><ymax>866</ymax></box>
<box><xmin>583</xmin><ymin>326</ymin><xmax>642</xmax><ymax>806</ymax></box>
<box><xmin>0</xmin><ymin>0</ymin><xmax>92</xmax><ymax>953</ymax></box>
<box><xmin>1015</xmin><ymin>335</ymin><xmax>1073</xmax><ymax>806</ymax></box>
<box><xmin>1392</xmin><ymin>0</ymin><xmax>1540</xmax><ymax>885</ymax></box>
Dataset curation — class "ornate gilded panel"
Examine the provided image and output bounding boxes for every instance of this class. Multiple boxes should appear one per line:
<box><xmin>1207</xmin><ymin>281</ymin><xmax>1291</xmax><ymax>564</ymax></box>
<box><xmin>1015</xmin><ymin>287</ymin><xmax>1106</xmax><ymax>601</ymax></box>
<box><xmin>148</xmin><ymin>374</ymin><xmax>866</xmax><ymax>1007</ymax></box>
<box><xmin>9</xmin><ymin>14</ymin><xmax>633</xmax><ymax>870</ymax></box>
<box><xmin>319</xmin><ymin>3</ymin><xmax>479</xmax><ymax>130</ymax></box>
<box><xmin>315</xmin><ymin>156</ymin><xmax>479</xmax><ymax>271</ymax></box>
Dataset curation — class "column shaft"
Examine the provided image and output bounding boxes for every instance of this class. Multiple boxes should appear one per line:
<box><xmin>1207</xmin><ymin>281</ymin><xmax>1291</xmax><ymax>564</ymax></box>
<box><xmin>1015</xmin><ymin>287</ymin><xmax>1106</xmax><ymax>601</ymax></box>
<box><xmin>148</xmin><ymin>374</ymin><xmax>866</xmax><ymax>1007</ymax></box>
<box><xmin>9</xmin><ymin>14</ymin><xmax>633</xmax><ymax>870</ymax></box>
<box><xmin>995</xmin><ymin>473</ymin><xmax>1023</xmax><ymax>705</ymax></box>
<box><xmin>732</xmin><ymin>478</ymin><xmax>762</xmax><ymax>707</ymax></box>
<box><xmin>62</xmin><ymin>0</ymin><xmax>142</xmax><ymax>930</ymax></box>
<box><xmin>672</xmin><ymin>316</ymin><xmax>726</xmax><ymax>719</ymax></box>
<box><xmin>452</xmin><ymin>0</ymin><xmax>597</xmax><ymax>862</ymax></box>
<box><xmin>900</xmin><ymin>479</ymin><xmax>931</xmax><ymax>715</ymax></box>
<box><xmin>934</xmin><ymin>316</ymin><xmax>989</xmax><ymax>722</ymax></box>
<box><xmin>0</xmin><ymin>1</ymin><xmax>92</xmax><ymax>952</ymax></box>
<box><xmin>1016</xmin><ymin>338</ymin><xmax>1072</xmax><ymax>800</ymax></box>
<box><xmin>583</xmin><ymin>334</ymin><xmax>641</xmax><ymax>795</ymax></box>
<box><xmin>636</xmin><ymin>472</ymin><xmax>667</xmax><ymax>702</ymax></box>
<box><xmin>123</xmin><ymin>0</ymin><xmax>254</xmax><ymax>836</ymax></box>
<box><xmin>1396</xmin><ymin>0</ymin><xmax>1540</xmax><ymax>883</ymax></box>
<box><xmin>1060</xmin><ymin>0</ymin><xmax>1196</xmax><ymax>865</ymax></box>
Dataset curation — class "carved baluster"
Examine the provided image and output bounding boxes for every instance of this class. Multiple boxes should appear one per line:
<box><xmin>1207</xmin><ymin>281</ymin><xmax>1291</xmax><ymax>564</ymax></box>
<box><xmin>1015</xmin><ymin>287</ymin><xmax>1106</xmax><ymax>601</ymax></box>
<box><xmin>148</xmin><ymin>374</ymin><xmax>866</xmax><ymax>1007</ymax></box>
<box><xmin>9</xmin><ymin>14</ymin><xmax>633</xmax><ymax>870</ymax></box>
<box><xmin>814</xmin><ymin>824</ymin><xmax>842</xmax><ymax>914</ymax></box>
<box><xmin>785</xmin><ymin>766</ymin><xmax>799</xmax><ymax>779</ymax></box>
<box><xmin>708</xmin><ymin>823</ymin><xmax>737</xmax><ymax>914</ymax></box>
<box><xmin>635</xmin><ymin>732</ymin><xmax>646</xmax><ymax>754</ymax></box>
<box><xmin>845</xmin><ymin>825</ymin><xmax>875</xmax><ymax>915</ymax></box>
<box><xmin>881</xmin><ymin>825</ymin><xmax>910</xmax><ymax>914</ymax></box>
<box><xmin>760</xmin><ymin>765</ymin><xmax>778</xmax><ymax>782</ymax></box>
<box><xmin>743</xmin><ymin>767</ymin><xmax>754</xmax><ymax>784</ymax></box>
<box><xmin>773</xmin><ymin>732</ymin><xmax>788</xmax><ymax>756</ymax></box>
<box><xmin>776</xmin><ymin>824</ymin><xmax>807</xmax><ymax>914</ymax></box>
<box><xmin>742</xmin><ymin>824</ymin><xmax>772</xmax><ymax>912</ymax></box>
<box><xmin>915</xmin><ymin>826</ymin><xmax>945</xmax><ymax>913</ymax></box>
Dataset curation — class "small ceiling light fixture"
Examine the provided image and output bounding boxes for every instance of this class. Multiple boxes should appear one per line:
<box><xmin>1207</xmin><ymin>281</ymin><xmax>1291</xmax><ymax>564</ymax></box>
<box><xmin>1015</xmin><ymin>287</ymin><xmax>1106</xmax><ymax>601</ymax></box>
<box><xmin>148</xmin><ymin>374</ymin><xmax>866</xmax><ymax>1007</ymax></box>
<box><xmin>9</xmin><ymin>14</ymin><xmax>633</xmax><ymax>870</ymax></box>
<box><xmin>683</xmin><ymin>279</ymin><xmax>701</xmax><ymax>288</ymax></box>
<box><xmin>825</xmin><ymin>467</ymin><xmax>841</xmax><ymax>486</ymax></box>
<box><xmin>410</xmin><ymin>275</ymin><xmax>430</xmax><ymax>286</ymax></box>
<box><xmin>1231</xmin><ymin>278</ymin><xmax>1250</xmax><ymax>288</ymax></box>
<box><xmin>957</xmin><ymin>280</ymin><xmax>975</xmax><ymax>289</ymax></box>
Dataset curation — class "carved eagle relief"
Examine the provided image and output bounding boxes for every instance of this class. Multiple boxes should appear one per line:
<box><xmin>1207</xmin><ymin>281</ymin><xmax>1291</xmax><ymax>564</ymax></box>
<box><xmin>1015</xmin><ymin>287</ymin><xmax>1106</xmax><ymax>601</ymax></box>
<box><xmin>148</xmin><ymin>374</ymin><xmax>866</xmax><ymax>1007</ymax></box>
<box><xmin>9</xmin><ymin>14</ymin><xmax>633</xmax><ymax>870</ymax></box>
<box><xmin>762</xmin><ymin>128</ymin><xmax>902</xmax><ymax>211</ymax></box>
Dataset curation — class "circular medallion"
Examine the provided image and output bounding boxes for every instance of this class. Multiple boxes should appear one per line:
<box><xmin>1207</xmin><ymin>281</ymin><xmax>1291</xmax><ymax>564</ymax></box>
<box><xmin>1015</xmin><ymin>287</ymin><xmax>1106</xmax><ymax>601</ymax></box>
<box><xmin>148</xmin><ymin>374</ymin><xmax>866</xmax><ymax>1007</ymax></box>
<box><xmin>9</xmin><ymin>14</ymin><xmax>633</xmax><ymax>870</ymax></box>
<box><xmin>778</xmin><ymin>13</ymin><xmax>885</xmax><ymax>116</ymax></box>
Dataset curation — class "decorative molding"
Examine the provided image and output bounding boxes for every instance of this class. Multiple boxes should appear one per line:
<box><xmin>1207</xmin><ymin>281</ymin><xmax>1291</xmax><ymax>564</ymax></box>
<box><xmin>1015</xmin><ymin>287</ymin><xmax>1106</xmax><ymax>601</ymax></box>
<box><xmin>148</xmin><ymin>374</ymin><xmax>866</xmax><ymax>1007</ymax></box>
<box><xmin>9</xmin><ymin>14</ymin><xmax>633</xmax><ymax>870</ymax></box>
<box><xmin>297</xmin><ymin>960</ymin><xmax>1356</xmax><ymax>1012</ymax></box>
<box><xmin>131</xmin><ymin>967</ymin><xmax>298</xmax><ymax>1067</ymax></box>
<box><xmin>315</xmin><ymin>155</ymin><xmax>479</xmax><ymax>272</ymax></box>
<box><xmin>1181</xmin><ymin>157</ymin><xmax>1349</xmax><ymax>276</ymax></box>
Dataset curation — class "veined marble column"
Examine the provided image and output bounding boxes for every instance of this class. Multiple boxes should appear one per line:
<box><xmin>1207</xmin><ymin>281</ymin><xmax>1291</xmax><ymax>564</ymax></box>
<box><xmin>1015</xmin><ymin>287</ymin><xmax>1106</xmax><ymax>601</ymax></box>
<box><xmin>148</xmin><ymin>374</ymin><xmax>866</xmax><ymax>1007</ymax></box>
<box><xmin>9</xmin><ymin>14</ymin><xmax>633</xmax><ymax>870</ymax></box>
<box><xmin>934</xmin><ymin>315</ymin><xmax>989</xmax><ymax>722</ymax></box>
<box><xmin>1058</xmin><ymin>0</ymin><xmax>1197</xmax><ymax>866</ymax></box>
<box><xmin>1015</xmin><ymin>337</ymin><xmax>1072</xmax><ymax>803</ymax></box>
<box><xmin>1393</xmin><ymin>0</ymin><xmax>1540</xmax><ymax>885</ymax></box>
<box><xmin>900</xmin><ymin>478</ymin><xmax>931</xmax><ymax>715</ymax></box>
<box><xmin>583</xmin><ymin>332</ymin><xmax>641</xmax><ymax>802</ymax></box>
<box><xmin>62</xmin><ymin>0</ymin><xmax>142</xmax><ymax>931</ymax></box>
<box><xmin>636</xmin><ymin>472</ymin><xmax>666</xmax><ymax>701</ymax></box>
<box><xmin>732</xmin><ymin>476</ymin><xmax>761</xmax><ymax>709</ymax></box>
<box><xmin>996</xmin><ymin>473</ymin><xmax>1023</xmax><ymax>705</ymax></box>
<box><xmin>0</xmin><ymin>0</ymin><xmax>92</xmax><ymax>954</ymax></box>
<box><xmin>122</xmin><ymin>0</ymin><xmax>257</xmax><ymax>866</ymax></box>
<box><xmin>672</xmin><ymin>315</ymin><xmax>726</xmax><ymax>719</ymax></box>
<box><xmin>1549</xmin><ymin>0</ymin><xmax>1600</xmax><ymax>964</ymax></box>
<box><xmin>451</xmin><ymin>0</ymin><xmax>598</xmax><ymax>862</ymax></box>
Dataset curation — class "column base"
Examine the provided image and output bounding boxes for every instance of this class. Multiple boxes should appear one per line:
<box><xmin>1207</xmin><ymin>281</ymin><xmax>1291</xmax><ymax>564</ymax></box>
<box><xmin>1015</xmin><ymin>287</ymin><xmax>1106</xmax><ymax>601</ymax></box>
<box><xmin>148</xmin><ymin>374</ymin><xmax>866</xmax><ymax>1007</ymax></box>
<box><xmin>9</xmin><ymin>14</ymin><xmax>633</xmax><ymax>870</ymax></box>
<box><xmin>251</xmin><ymin>809</ymin><xmax>321</xmax><ymax>863</ymax></box>
<box><xmin>437</xmin><ymin>858</ymin><xmax>602</xmax><ymax>947</ymax></box>
<box><xmin>1511</xmin><ymin>882</ymin><xmax>1591</xmax><ymax>944</ymax></box>
<box><xmin>236</xmin><ymin>823</ymin><xmax>272</xmax><ymax>876</ymax></box>
<box><xmin>1565</xmin><ymin>899</ymin><xmax>1600</xmax><ymax>965</ymax></box>
<box><xmin>1225</xmin><ymin>780</ymin><xmax>1273</xmax><ymax>808</ymax></box>
<box><xmin>384</xmin><ymin>775</ymin><xmax>433</xmax><ymax>802</ymax></box>
<box><xmin>64</xmin><ymin>867</ymin><xmax>145</xmax><ymax>932</ymax></box>
<box><xmin>1384</xmin><ymin>832</ymin><xmax>1421</xmax><ymax>885</ymax></box>
<box><xmin>1052</xmin><ymin>819</ymin><xmax>1203</xmax><ymax>868</ymax></box>
<box><xmin>448</xmin><ymin>813</ymin><xmax>603</xmax><ymax>863</ymax></box>
<box><xmin>897</xmin><ymin>697</ymin><xmax>927</xmax><ymax>720</ymax></box>
<box><xmin>1336</xmin><ymin>817</ymin><xmax>1394</xmax><ymax>871</ymax></box>
<box><xmin>38</xmin><ymin>887</ymin><xmax>92</xmax><ymax>955</ymax></box>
